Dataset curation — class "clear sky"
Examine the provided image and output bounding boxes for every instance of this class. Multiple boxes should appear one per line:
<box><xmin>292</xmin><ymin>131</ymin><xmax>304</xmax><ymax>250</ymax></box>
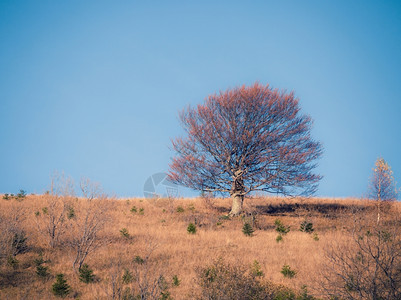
<box><xmin>1</xmin><ymin>1</ymin><xmax>400</xmax><ymax>198</ymax></box>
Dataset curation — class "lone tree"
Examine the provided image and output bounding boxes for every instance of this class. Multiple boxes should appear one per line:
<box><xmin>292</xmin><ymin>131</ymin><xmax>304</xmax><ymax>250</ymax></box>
<box><xmin>368</xmin><ymin>158</ymin><xmax>398</xmax><ymax>224</ymax></box>
<box><xmin>169</xmin><ymin>83</ymin><xmax>322</xmax><ymax>215</ymax></box>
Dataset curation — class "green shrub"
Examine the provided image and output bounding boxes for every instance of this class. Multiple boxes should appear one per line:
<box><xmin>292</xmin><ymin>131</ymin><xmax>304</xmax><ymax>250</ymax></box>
<box><xmin>275</xmin><ymin>219</ymin><xmax>290</xmax><ymax>242</ymax></box>
<box><xmin>120</xmin><ymin>228</ymin><xmax>130</xmax><ymax>238</ymax></box>
<box><xmin>187</xmin><ymin>223</ymin><xmax>197</xmax><ymax>234</ymax></box>
<box><xmin>172</xmin><ymin>274</ymin><xmax>180</xmax><ymax>286</ymax></box>
<box><xmin>275</xmin><ymin>219</ymin><xmax>290</xmax><ymax>235</ymax></box>
<box><xmin>251</xmin><ymin>260</ymin><xmax>264</xmax><ymax>277</ymax></box>
<box><xmin>122</xmin><ymin>268</ymin><xmax>133</xmax><ymax>284</ymax></box>
<box><xmin>312</xmin><ymin>233</ymin><xmax>319</xmax><ymax>241</ymax></box>
<box><xmin>158</xmin><ymin>275</ymin><xmax>171</xmax><ymax>300</ymax></box>
<box><xmin>276</xmin><ymin>235</ymin><xmax>283</xmax><ymax>243</ymax></box>
<box><xmin>12</xmin><ymin>231</ymin><xmax>28</xmax><ymax>255</ymax></box>
<box><xmin>281</xmin><ymin>264</ymin><xmax>296</xmax><ymax>278</ymax></box>
<box><xmin>122</xmin><ymin>287</ymin><xmax>135</xmax><ymax>300</ymax></box>
<box><xmin>139</xmin><ymin>208</ymin><xmax>144</xmax><ymax>215</ymax></box>
<box><xmin>176</xmin><ymin>206</ymin><xmax>185</xmax><ymax>213</ymax></box>
<box><xmin>130</xmin><ymin>206</ymin><xmax>137</xmax><ymax>213</ymax></box>
<box><xmin>67</xmin><ymin>206</ymin><xmax>75</xmax><ymax>219</ymax></box>
<box><xmin>242</xmin><ymin>222</ymin><xmax>254</xmax><ymax>236</ymax></box>
<box><xmin>7</xmin><ymin>255</ymin><xmax>19</xmax><ymax>269</ymax></box>
<box><xmin>16</xmin><ymin>189</ymin><xmax>26</xmax><ymax>200</ymax></box>
<box><xmin>36</xmin><ymin>264</ymin><xmax>50</xmax><ymax>278</ymax></box>
<box><xmin>298</xmin><ymin>285</ymin><xmax>317</xmax><ymax>300</ymax></box>
<box><xmin>2</xmin><ymin>193</ymin><xmax>10</xmax><ymax>200</ymax></box>
<box><xmin>79</xmin><ymin>263</ymin><xmax>95</xmax><ymax>283</ymax></box>
<box><xmin>134</xmin><ymin>255</ymin><xmax>144</xmax><ymax>264</ymax></box>
<box><xmin>300</xmin><ymin>221</ymin><xmax>314</xmax><ymax>233</ymax></box>
<box><xmin>35</xmin><ymin>256</ymin><xmax>50</xmax><ymax>278</ymax></box>
<box><xmin>52</xmin><ymin>274</ymin><xmax>70</xmax><ymax>297</ymax></box>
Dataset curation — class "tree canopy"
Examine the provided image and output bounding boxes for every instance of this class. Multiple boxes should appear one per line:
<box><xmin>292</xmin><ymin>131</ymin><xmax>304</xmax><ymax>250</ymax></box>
<box><xmin>169</xmin><ymin>82</ymin><xmax>323</xmax><ymax>215</ymax></box>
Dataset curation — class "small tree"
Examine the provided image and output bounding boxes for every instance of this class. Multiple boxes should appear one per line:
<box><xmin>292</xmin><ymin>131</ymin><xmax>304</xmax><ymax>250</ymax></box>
<box><xmin>169</xmin><ymin>83</ymin><xmax>322</xmax><ymax>216</ymax></box>
<box><xmin>187</xmin><ymin>223</ymin><xmax>197</xmax><ymax>234</ymax></box>
<box><xmin>69</xmin><ymin>179</ymin><xmax>109</xmax><ymax>271</ymax></box>
<box><xmin>242</xmin><ymin>222</ymin><xmax>254</xmax><ymax>236</ymax></box>
<box><xmin>34</xmin><ymin>173</ymin><xmax>74</xmax><ymax>248</ymax></box>
<box><xmin>79</xmin><ymin>263</ymin><xmax>95</xmax><ymax>283</ymax></box>
<box><xmin>368</xmin><ymin>158</ymin><xmax>398</xmax><ymax>224</ymax></box>
<box><xmin>52</xmin><ymin>274</ymin><xmax>70</xmax><ymax>297</ymax></box>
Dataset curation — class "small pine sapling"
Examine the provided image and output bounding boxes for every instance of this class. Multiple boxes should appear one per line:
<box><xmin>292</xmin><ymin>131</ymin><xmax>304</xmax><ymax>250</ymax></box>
<box><xmin>52</xmin><ymin>274</ymin><xmax>70</xmax><ymax>297</ymax></box>
<box><xmin>242</xmin><ymin>222</ymin><xmax>254</xmax><ymax>236</ymax></box>
<box><xmin>187</xmin><ymin>223</ymin><xmax>196</xmax><ymax>234</ymax></box>
<box><xmin>281</xmin><ymin>264</ymin><xmax>297</xmax><ymax>278</ymax></box>
<box><xmin>79</xmin><ymin>264</ymin><xmax>95</xmax><ymax>283</ymax></box>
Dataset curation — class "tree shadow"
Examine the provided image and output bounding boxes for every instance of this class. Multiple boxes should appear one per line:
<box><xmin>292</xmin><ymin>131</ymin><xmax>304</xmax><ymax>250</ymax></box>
<box><xmin>255</xmin><ymin>202</ymin><xmax>371</xmax><ymax>218</ymax></box>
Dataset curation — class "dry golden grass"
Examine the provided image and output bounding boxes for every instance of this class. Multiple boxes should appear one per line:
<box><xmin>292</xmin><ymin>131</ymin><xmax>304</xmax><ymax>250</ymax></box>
<box><xmin>0</xmin><ymin>195</ymin><xmax>395</xmax><ymax>299</ymax></box>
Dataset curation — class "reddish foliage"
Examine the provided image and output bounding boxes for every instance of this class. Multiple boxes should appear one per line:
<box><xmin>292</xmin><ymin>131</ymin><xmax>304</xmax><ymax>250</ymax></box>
<box><xmin>169</xmin><ymin>82</ymin><xmax>322</xmax><ymax>199</ymax></box>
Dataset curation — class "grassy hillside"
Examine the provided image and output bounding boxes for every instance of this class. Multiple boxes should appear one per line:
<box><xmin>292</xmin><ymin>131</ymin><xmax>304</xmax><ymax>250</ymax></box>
<box><xmin>0</xmin><ymin>195</ymin><xmax>400</xmax><ymax>299</ymax></box>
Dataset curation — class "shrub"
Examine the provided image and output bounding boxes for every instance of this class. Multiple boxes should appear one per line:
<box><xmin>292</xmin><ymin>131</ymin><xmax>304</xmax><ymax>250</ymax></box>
<box><xmin>16</xmin><ymin>189</ymin><xmax>26</xmax><ymax>200</ymax></box>
<box><xmin>187</xmin><ymin>204</ymin><xmax>195</xmax><ymax>211</ymax></box>
<box><xmin>7</xmin><ymin>255</ymin><xmax>19</xmax><ymax>269</ymax></box>
<box><xmin>122</xmin><ymin>268</ymin><xmax>133</xmax><ymax>284</ymax></box>
<box><xmin>300</xmin><ymin>220</ymin><xmax>314</xmax><ymax>233</ymax></box>
<box><xmin>312</xmin><ymin>233</ymin><xmax>319</xmax><ymax>241</ymax></box>
<box><xmin>120</xmin><ymin>228</ymin><xmax>130</xmax><ymax>239</ymax></box>
<box><xmin>194</xmin><ymin>258</ymin><xmax>288</xmax><ymax>299</ymax></box>
<box><xmin>67</xmin><ymin>206</ymin><xmax>75</xmax><ymax>219</ymax></box>
<box><xmin>52</xmin><ymin>273</ymin><xmax>70</xmax><ymax>297</ymax></box>
<box><xmin>79</xmin><ymin>263</ymin><xmax>95</xmax><ymax>283</ymax></box>
<box><xmin>12</xmin><ymin>231</ymin><xmax>28</xmax><ymax>255</ymax></box>
<box><xmin>130</xmin><ymin>206</ymin><xmax>137</xmax><ymax>213</ymax></box>
<box><xmin>242</xmin><ymin>222</ymin><xmax>254</xmax><ymax>236</ymax></box>
<box><xmin>36</xmin><ymin>264</ymin><xmax>50</xmax><ymax>278</ymax></box>
<box><xmin>2</xmin><ymin>193</ymin><xmax>9</xmax><ymax>200</ymax></box>
<box><xmin>275</xmin><ymin>219</ymin><xmax>290</xmax><ymax>242</ymax></box>
<box><xmin>187</xmin><ymin>223</ymin><xmax>196</xmax><ymax>234</ymax></box>
<box><xmin>172</xmin><ymin>275</ymin><xmax>180</xmax><ymax>286</ymax></box>
<box><xmin>35</xmin><ymin>255</ymin><xmax>50</xmax><ymax>278</ymax></box>
<box><xmin>281</xmin><ymin>264</ymin><xmax>296</xmax><ymax>278</ymax></box>
<box><xmin>158</xmin><ymin>275</ymin><xmax>171</xmax><ymax>300</ymax></box>
<box><xmin>134</xmin><ymin>255</ymin><xmax>144</xmax><ymax>264</ymax></box>
<box><xmin>176</xmin><ymin>206</ymin><xmax>185</xmax><ymax>213</ymax></box>
<box><xmin>251</xmin><ymin>260</ymin><xmax>264</xmax><ymax>277</ymax></box>
<box><xmin>275</xmin><ymin>219</ymin><xmax>290</xmax><ymax>235</ymax></box>
<box><xmin>139</xmin><ymin>208</ymin><xmax>144</xmax><ymax>215</ymax></box>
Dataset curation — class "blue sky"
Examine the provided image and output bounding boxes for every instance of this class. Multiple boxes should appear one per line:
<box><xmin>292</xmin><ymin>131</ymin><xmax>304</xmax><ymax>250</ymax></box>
<box><xmin>0</xmin><ymin>1</ymin><xmax>400</xmax><ymax>198</ymax></box>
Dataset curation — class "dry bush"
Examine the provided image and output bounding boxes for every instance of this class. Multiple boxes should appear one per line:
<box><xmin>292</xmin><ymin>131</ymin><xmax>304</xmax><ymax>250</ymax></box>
<box><xmin>193</xmin><ymin>258</ymin><xmax>315</xmax><ymax>300</ymax></box>
<box><xmin>34</xmin><ymin>194</ymin><xmax>68</xmax><ymax>248</ymax></box>
<box><xmin>34</xmin><ymin>174</ymin><xmax>74</xmax><ymax>248</ymax></box>
<box><xmin>67</xmin><ymin>179</ymin><xmax>111</xmax><ymax>271</ymax></box>
<box><xmin>0</xmin><ymin>206</ymin><xmax>27</xmax><ymax>263</ymax></box>
<box><xmin>321</xmin><ymin>206</ymin><xmax>401</xmax><ymax>299</ymax></box>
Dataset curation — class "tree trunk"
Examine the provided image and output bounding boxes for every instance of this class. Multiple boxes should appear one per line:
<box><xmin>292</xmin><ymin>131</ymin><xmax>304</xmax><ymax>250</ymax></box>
<box><xmin>229</xmin><ymin>194</ymin><xmax>244</xmax><ymax>216</ymax></box>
